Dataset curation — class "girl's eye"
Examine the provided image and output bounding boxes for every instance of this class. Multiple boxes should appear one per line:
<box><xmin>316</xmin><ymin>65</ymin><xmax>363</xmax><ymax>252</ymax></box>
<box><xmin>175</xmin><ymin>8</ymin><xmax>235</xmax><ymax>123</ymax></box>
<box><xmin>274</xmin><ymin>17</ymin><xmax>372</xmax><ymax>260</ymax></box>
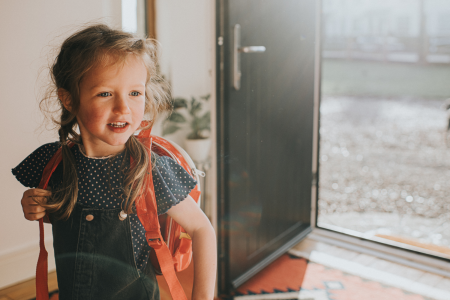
<box><xmin>99</xmin><ymin>92</ymin><xmax>112</xmax><ymax>97</ymax></box>
<box><xmin>130</xmin><ymin>91</ymin><xmax>141</xmax><ymax>96</ymax></box>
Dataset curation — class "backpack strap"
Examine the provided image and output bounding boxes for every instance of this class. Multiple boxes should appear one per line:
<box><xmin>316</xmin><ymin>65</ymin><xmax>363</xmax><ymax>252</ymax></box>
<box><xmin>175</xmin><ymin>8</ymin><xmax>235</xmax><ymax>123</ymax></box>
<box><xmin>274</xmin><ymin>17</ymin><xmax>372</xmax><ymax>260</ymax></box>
<box><xmin>36</xmin><ymin>219</ymin><xmax>48</xmax><ymax>300</ymax></box>
<box><xmin>36</xmin><ymin>142</ymin><xmax>74</xmax><ymax>300</ymax></box>
<box><xmin>143</xmin><ymin>130</ymin><xmax>201</xmax><ymax>205</ymax></box>
<box><xmin>133</xmin><ymin>133</ymin><xmax>188</xmax><ymax>300</ymax></box>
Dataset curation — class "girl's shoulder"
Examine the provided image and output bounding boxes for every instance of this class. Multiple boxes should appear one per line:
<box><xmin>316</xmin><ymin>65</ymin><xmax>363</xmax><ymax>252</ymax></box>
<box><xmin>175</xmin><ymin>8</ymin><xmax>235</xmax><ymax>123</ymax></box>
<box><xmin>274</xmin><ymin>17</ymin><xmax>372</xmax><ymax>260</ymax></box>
<box><xmin>150</xmin><ymin>152</ymin><xmax>198</xmax><ymax>215</ymax></box>
<box><xmin>12</xmin><ymin>142</ymin><xmax>61</xmax><ymax>188</ymax></box>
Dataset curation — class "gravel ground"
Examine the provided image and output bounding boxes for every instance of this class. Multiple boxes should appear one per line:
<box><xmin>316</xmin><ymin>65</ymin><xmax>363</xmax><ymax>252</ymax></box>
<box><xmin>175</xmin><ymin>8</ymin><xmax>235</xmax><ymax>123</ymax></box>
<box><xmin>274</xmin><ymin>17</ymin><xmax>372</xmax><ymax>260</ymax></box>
<box><xmin>318</xmin><ymin>96</ymin><xmax>450</xmax><ymax>248</ymax></box>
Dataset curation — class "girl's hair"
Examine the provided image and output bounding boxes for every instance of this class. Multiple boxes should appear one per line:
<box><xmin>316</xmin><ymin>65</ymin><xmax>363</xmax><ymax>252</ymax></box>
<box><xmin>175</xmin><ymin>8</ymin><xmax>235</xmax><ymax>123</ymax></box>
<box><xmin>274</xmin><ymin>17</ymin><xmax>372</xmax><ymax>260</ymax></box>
<box><xmin>40</xmin><ymin>24</ymin><xmax>171</xmax><ymax>220</ymax></box>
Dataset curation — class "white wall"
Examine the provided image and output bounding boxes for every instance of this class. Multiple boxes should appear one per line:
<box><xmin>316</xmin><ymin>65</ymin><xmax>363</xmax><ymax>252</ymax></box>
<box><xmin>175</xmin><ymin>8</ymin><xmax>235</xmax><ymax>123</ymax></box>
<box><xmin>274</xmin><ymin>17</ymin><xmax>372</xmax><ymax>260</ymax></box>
<box><xmin>155</xmin><ymin>0</ymin><xmax>217</xmax><ymax>229</ymax></box>
<box><xmin>154</xmin><ymin>0</ymin><xmax>214</xmax><ymax>137</ymax></box>
<box><xmin>0</xmin><ymin>0</ymin><xmax>122</xmax><ymax>289</ymax></box>
<box><xmin>156</xmin><ymin>0</ymin><xmax>213</xmax><ymax>97</ymax></box>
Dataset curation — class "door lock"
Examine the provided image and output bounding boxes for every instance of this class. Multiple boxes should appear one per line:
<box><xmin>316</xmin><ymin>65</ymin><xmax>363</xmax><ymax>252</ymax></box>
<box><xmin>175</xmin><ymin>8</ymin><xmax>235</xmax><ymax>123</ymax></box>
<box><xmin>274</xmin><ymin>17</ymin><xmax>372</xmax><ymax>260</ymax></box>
<box><xmin>233</xmin><ymin>24</ymin><xmax>266</xmax><ymax>90</ymax></box>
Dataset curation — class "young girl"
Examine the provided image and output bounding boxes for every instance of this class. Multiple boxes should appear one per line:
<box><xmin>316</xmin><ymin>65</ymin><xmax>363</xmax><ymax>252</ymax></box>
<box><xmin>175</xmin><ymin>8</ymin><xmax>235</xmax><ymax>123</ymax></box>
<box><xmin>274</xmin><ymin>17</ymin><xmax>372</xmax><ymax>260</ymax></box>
<box><xmin>12</xmin><ymin>24</ymin><xmax>216</xmax><ymax>300</ymax></box>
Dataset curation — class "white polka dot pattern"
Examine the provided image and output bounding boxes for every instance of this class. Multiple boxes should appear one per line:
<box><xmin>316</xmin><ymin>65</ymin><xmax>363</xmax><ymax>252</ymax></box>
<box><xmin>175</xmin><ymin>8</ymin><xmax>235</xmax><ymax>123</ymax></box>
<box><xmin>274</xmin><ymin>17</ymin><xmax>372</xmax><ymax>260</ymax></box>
<box><xmin>12</xmin><ymin>142</ymin><xmax>197</xmax><ymax>272</ymax></box>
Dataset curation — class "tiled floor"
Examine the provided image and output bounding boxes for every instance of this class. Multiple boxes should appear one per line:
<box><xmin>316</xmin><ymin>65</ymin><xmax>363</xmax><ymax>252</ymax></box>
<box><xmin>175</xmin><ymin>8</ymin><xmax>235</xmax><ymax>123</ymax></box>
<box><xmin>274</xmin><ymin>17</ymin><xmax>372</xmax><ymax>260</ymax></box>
<box><xmin>288</xmin><ymin>236</ymin><xmax>450</xmax><ymax>299</ymax></box>
<box><xmin>235</xmin><ymin>255</ymin><xmax>433</xmax><ymax>300</ymax></box>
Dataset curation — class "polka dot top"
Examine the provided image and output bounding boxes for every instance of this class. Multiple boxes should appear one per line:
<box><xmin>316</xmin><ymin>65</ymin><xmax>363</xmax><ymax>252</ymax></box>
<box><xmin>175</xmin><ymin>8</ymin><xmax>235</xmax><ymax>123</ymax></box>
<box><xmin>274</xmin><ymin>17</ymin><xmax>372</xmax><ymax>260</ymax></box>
<box><xmin>12</xmin><ymin>142</ymin><xmax>197</xmax><ymax>272</ymax></box>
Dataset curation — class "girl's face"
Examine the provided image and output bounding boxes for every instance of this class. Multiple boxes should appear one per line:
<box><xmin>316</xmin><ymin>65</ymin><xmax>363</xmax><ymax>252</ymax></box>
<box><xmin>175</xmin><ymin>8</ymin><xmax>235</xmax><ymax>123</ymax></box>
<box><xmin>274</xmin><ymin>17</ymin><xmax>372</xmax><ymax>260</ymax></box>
<box><xmin>76</xmin><ymin>54</ymin><xmax>147</xmax><ymax>157</ymax></box>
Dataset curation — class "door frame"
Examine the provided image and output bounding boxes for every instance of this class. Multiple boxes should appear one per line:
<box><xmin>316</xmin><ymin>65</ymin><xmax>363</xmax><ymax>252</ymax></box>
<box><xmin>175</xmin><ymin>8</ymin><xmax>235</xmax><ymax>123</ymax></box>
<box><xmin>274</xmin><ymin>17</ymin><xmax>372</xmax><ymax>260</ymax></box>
<box><xmin>310</xmin><ymin>0</ymin><xmax>450</xmax><ymax>277</ymax></box>
<box><xmin>215</xmin><ymin>0</ymin><xmax>315</xmax><ymax>295</ymax></box>
<box><xmin>215</xmin><ymin>0</ymin><xmax>227</xmax><ymax>294</ymax></box>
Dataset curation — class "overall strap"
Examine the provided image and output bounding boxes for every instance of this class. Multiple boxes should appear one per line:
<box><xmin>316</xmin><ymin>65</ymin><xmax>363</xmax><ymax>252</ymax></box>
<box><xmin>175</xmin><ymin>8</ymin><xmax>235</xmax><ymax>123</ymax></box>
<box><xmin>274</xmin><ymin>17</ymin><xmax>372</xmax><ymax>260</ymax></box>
<box><xmin>133</xmin><ymin>135</ymin><xmax>188</xmax><ymax>300</ymax></box>
<box><xmin>36</xmin><ymin>142</ymin><xmax>74</xmax><ymax>300</ymax></box>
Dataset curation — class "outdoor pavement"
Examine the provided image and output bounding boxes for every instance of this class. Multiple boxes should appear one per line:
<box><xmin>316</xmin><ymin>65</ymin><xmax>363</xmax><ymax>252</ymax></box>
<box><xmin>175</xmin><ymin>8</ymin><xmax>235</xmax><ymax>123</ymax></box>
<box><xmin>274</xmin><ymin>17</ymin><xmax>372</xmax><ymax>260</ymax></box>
<box><xmin>318</xmin><ymin>95</ymin><xmax>450</xmax><ymax>253</ymax></box>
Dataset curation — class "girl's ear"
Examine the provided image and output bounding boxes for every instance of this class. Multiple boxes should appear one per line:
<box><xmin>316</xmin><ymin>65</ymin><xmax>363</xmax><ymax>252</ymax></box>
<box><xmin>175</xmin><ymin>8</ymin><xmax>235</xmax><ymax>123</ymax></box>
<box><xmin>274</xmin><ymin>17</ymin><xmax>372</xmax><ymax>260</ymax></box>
<box><xmin>58</xmin><ymin>88</ymin><xmax>73</xmax><ymax>112</ymax></box>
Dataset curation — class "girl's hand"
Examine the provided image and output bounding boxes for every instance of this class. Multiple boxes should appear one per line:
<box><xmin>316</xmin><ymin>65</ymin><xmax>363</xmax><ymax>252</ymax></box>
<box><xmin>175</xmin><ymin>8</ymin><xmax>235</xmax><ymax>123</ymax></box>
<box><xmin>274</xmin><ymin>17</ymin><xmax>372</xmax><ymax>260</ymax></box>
<box><xmin>21</xmin><ymin>188</ymin><xmax>51</xmax><ymax>221</ymax></box>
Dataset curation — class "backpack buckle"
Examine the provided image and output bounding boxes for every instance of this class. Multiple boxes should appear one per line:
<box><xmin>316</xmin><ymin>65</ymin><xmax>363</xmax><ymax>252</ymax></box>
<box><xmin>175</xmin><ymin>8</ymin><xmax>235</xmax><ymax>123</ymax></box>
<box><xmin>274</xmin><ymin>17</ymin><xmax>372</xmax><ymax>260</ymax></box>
<box><xmin>146</xmin><ymin>232</ymin><xmax>163</xmax><ymax>249</ymax></box>
<box><xmin>179</xmin><ymin>232</ymin><xmax>191</xmax><ymax>240</ymax></box>
<box><xmin>147</xmin><ymin>238</ymin><xmax>162</xmax><ymax>249</ymax></box>
<box><xmin>192</xmin><ymin>168</ymin><xmax>206</xmax><ymax>177</ymax></box>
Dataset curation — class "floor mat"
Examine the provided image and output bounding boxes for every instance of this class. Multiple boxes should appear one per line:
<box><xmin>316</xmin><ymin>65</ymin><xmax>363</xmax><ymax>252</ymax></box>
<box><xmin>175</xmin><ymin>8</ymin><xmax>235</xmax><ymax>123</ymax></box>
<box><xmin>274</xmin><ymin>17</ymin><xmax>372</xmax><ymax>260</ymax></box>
<box><xmin>233</xmin><ymin>254</ymin><xmax>430</xmax><ymax>300</ymax></box>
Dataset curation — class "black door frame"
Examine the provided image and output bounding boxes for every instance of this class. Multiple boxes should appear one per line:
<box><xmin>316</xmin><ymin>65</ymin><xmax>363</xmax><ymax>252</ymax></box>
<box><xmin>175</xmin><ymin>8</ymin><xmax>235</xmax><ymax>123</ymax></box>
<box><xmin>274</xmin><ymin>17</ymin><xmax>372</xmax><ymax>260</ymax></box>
<box><xmin>215</xmin><ymin>0</ymin><xmax>228</xmax><ymax>295</ymax></box>
<box><xmin>215</xmin><ymin>0</ymin><xmax>316</xmax><ymax>295</ymax></box>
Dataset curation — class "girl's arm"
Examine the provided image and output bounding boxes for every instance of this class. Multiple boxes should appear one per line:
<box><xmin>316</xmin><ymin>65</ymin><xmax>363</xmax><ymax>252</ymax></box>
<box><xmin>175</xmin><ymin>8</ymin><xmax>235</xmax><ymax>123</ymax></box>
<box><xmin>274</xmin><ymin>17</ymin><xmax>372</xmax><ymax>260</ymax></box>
<box><xmin>167</xmin><ymin>195</ymin><xmax>217</xmax><ymax>300</ymax></box>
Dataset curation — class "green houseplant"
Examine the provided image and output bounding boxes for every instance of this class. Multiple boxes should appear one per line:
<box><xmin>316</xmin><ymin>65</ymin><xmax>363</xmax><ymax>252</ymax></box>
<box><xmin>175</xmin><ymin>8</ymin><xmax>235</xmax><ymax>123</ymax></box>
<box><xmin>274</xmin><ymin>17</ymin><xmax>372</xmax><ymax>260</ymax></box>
<box><xmin>163</xmin><ymin>94</ymin><xmax>211</xmax><ymax>162</ymax></box>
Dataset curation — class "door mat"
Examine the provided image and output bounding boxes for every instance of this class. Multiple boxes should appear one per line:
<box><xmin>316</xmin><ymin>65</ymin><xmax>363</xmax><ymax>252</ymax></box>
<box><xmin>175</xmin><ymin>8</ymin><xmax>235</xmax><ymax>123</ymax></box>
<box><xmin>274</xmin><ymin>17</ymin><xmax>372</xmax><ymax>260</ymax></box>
<box><xmin>232</xmin><ymin>254</ymin><xmax>430</xmax><ymax>300</ymax></box>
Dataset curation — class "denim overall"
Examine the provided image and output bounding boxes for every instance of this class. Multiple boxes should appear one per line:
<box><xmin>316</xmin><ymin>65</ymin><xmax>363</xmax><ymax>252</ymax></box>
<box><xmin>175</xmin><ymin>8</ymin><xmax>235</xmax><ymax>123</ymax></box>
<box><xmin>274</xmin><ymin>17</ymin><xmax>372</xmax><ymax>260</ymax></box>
<box><xmin>52</xmin><ymin>203</ymin><xmax>160</xmax><ymax>300</ymax></box>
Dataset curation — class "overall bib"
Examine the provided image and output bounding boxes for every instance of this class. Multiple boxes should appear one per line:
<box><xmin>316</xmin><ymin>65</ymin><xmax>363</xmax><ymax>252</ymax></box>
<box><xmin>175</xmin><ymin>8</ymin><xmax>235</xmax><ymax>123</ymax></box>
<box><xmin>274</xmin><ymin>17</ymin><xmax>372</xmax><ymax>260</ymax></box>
<box><xmin>52</xmin><ymin>203</ymin><xmax>160</xmax><ymax>300</ymax></box>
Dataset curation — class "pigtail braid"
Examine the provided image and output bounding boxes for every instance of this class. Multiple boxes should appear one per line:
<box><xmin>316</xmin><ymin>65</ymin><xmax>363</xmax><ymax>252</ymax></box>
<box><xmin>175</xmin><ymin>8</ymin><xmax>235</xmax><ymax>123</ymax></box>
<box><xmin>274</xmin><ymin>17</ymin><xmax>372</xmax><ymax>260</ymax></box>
<box><xmin>38</xmin><ymin>115</ymin><xmax>80</xmax><ymax>219</ymax></box>
<box><xmin>120</xmin><ymin>135</ymin><xmax>152</xmax><ymax>214</ymax></box>
<box><xmin>55</xmin><ymin>122</ymin><xmax>79</xmax><ymax>219</ymax></box>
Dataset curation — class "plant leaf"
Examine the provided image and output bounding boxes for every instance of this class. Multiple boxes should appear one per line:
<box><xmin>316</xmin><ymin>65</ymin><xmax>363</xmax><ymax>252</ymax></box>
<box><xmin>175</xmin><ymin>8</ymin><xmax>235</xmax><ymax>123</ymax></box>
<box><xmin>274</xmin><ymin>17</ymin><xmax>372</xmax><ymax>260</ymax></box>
<box><xmin>200</xmin><ymin>94</ymin><xmax>211</xmax><ymax>101</ymax></box>
<box><xmin>201</xmin><ymin>111</ymin><xmax>210</xmax><ymax>122</ymax></box>
<box><xmin>188</xmin><ymin>132</ymin><xmax>201</xmax><ymax>139</ymax></box>
<box><xmin>168</xmin><ymin>112</ymin><xmax>186</xmax><ymax>123</ymax></box>
<box><xmin>163</xmin><ymin>124</ymin><xmax>180</xmax><ymax>136</ymax></box>
<box><xmin>189</xmin><ymin>97</ymin><xmax>196</xmax><ymax>116</ymax></box>
<box><xmin>190</xmin><ymin>117</ymin><xmax>199</xmax><ymax>132</ymax></box>
<box><xmin>190</xmin><ymin>101</ymin><xmax>202</xmax><ymax>117</ymax></box>
<box><xmin>173</xmin><ymin>98</ymin><xmax>188</xmax><ymax>109</ymax></box>
<box><xmin>197</xmin><ymin>111</ymin><xmax>211</xmax><ymax>131</ymax></box>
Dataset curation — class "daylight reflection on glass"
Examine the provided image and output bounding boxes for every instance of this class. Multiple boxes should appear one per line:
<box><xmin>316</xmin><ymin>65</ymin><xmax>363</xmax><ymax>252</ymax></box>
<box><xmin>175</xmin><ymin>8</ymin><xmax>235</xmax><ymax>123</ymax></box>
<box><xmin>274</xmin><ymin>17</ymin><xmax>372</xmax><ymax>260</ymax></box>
<box><xmin>318</xmin><ymin>0</ymin><xmax>450</xmax><ymax>258</ymax></box>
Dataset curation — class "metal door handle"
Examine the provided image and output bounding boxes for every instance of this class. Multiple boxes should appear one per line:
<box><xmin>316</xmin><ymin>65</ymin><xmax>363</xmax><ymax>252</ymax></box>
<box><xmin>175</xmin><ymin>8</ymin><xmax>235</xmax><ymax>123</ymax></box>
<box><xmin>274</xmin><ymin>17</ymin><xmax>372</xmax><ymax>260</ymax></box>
<box><xmin>239</xmin><ymin>46</ymin><xmax>266</xmax><ymax>53</ymax></box>
<box><xmin>233</xmin><ymin>24</ymin><xmax>266</xmax><ymax>90</ymax></box>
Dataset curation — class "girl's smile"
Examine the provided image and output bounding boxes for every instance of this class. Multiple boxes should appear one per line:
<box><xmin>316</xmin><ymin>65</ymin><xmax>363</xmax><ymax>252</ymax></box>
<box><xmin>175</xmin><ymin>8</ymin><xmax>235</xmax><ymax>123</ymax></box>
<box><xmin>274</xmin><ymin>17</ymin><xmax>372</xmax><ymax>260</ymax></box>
<box><xmin>107</xmin><ymin>121</ymin><xmax>130</xmax><ymax>133</ymax></box>
<box><xmin>74</xmin><ymin>54</ymin><xmax>147</xmax><ymax>157</ymax></box>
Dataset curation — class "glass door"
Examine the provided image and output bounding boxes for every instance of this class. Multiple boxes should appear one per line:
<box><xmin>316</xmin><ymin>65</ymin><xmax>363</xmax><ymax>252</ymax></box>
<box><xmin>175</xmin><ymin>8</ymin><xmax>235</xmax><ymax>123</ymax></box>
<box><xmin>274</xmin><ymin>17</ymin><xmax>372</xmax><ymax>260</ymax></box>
<box><xmin>318</xmin><ymin>0</ymin><xmax>450</xmax><ymax>259</ymax></box>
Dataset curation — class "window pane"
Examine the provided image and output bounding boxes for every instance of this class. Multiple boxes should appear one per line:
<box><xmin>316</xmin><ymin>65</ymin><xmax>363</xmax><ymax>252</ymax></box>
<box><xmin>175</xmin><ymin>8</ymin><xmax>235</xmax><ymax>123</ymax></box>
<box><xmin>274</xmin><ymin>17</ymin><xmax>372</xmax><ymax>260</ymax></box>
<box><xmin>318</xmin><ymin>0</ymin><xmax>450</xmax><ymax>258</ymax></box>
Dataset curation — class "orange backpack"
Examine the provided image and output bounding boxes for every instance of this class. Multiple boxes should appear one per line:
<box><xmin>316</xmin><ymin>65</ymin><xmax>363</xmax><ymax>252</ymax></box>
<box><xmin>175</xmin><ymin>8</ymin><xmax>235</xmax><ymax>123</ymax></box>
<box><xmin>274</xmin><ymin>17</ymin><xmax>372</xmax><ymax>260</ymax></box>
<box><xmin>35</xmin><ymin>126</ymin><xmax>203</xmax><ymax>300</ymax></box>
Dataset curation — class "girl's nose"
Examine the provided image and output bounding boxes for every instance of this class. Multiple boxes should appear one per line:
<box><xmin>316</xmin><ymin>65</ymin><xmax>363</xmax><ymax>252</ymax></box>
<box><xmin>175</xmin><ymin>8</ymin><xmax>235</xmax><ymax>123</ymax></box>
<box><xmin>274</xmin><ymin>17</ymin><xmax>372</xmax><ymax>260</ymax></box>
<box><xmin>113</xmin><ymin>95</ymin><xmax>131</xmax><ymax>115</ymax></box>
